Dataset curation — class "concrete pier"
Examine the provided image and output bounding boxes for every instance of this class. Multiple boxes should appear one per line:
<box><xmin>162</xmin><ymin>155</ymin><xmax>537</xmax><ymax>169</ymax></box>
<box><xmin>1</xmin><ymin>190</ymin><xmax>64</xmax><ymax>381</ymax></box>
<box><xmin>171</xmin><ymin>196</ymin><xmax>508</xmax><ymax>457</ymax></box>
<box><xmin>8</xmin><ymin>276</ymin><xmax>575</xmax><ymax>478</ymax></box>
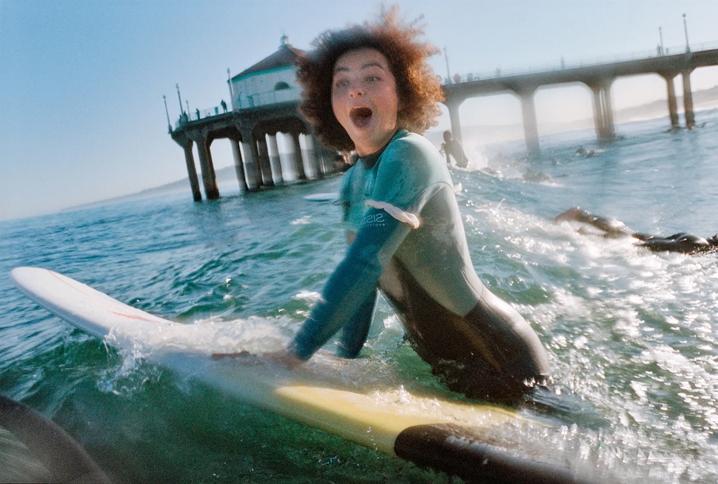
<box><xmin>291</xmin><ymin>132</ymin><xmax>307</xmax><ymax>181</ymax></box>
<box><xmin>180</xmin><ymin>137</ymin><xmax>201</xmax><ymax>201</ymax></box>
<box><xmin>240</xmin><ymin>139</ymin><xmax>261</xmax><ymax>191</ymax></box>
<box><xmin>662</xmin><ymin>73</ymin><xmax>680</xmax><ymax>129</ymax></box>
<box><xmin>189</xmin><ymin>131</ymin><xmax>219</xmax><ymax>200</ymax></box>
<box><xmin>169</xmin><ymin>37</ymin><xmax>341</xmax><ymax>202</ymax></box>
<box><xmin>266</xmin><ymin>134</ymin><xmax>284</xmax><ymax>184</ymax></box>
<box><xmin>255</xmin><ymin>136</ymin><xmax>274</xmax><ymax>187</ymax></box>
<box><xmin>445</xmin><ymin>98</ymin><xmax>464</xmax><ymax>143</ymax></box>
<box><xmin>519</xmin><ymin>88</ymin><xmax>539</xmax><ymax>153</ymax></box>
<box><xmin>229</xmin><ymin>138</ymin><xmax>247</xmax><ymax>193</ymax></box>
<box><xmin>682</xmin><ymin>70</ymin><xmax>696</xmax><ymax>128</ymax></box>
<box><xmin>441</xmin><ymin>47</ymin><xmax>718</xmax><ymax>152</ymax></box>
<box><xmin>299</xmin><ymin>135</ymin><xmax>319</xmax><ymax>179</ymax></box>
<box><xmin>590</xmin><ymin>81</ymin><xmax>615</xmax><ymax>141</ymax></box>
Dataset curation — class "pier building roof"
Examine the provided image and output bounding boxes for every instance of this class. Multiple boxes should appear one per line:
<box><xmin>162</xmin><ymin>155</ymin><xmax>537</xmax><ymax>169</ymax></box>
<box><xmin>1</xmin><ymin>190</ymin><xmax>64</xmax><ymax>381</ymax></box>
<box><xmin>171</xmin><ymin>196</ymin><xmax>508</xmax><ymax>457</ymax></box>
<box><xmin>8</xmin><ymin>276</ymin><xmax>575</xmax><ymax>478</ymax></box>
<box><xmin>232</xmin><ymin>35</ymin><xmax>304</xmax><ymax>80</ymax></box>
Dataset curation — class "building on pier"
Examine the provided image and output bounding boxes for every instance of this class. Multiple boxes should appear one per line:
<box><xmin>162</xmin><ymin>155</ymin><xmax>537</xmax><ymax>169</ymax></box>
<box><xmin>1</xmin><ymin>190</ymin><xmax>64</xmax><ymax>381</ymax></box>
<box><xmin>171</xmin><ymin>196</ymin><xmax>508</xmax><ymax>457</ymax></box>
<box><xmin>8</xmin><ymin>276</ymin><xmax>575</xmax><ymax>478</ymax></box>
<box><xmin>169</xmin><ymin>35</ymin><xmax>337</xmax><ymax>201</ymax></box>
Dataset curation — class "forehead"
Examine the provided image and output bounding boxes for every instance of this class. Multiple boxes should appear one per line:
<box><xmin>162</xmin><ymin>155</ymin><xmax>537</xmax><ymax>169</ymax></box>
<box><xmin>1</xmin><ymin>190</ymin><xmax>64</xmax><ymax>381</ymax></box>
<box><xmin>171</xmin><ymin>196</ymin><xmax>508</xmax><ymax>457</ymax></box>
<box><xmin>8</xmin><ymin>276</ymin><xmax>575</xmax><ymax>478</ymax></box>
<box><xmin>333</xmin><ymin>48</ymin><xmax>390</xmax><ymax>73</ymax></box>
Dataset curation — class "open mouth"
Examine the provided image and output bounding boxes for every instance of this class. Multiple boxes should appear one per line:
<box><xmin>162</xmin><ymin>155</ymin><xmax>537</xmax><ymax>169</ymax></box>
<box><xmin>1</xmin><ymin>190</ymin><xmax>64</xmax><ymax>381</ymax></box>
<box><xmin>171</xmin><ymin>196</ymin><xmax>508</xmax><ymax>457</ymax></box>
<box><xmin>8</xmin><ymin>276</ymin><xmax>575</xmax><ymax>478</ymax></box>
<box><xmin>349</xmin><ymin>107</ymin><xmax>373</xmax><ymax>128</ymax></box>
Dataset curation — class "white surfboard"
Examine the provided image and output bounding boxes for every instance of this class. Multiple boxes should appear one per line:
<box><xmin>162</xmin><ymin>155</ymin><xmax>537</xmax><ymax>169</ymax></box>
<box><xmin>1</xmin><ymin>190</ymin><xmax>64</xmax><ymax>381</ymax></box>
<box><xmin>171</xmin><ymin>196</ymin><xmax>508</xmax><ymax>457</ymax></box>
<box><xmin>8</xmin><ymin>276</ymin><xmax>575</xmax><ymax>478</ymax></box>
<box><xmin>303</xmin><ymin>192</ymin><xmax>338</xmax><ymax>202</ymax></box>
<box><xmin>10</xmin><ymin>267</ymin><xmax>581</xmax><ymax>482</ymax></box>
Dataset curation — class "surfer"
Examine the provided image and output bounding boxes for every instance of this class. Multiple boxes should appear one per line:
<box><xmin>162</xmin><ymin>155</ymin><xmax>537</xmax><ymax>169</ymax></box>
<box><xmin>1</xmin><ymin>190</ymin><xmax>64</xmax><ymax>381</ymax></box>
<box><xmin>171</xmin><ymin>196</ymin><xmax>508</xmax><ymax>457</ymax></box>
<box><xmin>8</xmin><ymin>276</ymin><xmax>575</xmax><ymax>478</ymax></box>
<box><xmin>218</xmin><ymin>9</ymin><xmax>550</xmax><ymax>404</ymax></box>
<box><xmin>440</xmin><ymin>130</ymin><xmax>468</xmax><ymax>168</ymax></box>
<box><xmin>555</xmin><ymin>207</ymin><xmax>718</xmax><ymax>254</ymax></box>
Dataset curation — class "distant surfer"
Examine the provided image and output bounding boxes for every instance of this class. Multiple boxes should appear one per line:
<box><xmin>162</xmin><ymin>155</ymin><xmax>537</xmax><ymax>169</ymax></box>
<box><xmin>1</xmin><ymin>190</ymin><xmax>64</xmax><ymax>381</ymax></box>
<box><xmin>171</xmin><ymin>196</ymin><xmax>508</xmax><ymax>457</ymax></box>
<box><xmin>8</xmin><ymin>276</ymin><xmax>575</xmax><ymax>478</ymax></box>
<box><xmin>216</xmin><ymin>8</ymin><xmax>550</xmax><ymax>404</ymax></box>
<box><xmin>555</xmin><ymin>207</ymin><xmax>718</xmax><ymax>254</ymax></box>
<box><xmin>440</xmin><ymin>130</ymin><xmax>469</xmax><ymax>168</ymax></box>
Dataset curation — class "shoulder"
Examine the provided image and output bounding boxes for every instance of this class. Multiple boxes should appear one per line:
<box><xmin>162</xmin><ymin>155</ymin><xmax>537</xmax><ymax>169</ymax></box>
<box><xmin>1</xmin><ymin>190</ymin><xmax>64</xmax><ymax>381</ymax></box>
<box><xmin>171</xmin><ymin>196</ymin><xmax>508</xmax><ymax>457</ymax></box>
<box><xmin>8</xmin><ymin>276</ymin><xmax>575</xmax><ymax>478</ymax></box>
<box><xmin>378</xmin><ymin>131</ymin><xmax>447</xmax><ymax>182</ymax></box>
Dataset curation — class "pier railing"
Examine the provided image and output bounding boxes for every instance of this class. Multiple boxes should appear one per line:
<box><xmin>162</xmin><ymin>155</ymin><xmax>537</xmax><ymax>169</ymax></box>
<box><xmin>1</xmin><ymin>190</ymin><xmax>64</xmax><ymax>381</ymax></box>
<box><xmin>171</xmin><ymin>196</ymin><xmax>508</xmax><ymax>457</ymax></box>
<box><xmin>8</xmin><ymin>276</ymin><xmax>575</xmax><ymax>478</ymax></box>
<box><xmin>175</xmin><ymin>88</ymin><xmax>301</xmax><ymax>129</ymax></box>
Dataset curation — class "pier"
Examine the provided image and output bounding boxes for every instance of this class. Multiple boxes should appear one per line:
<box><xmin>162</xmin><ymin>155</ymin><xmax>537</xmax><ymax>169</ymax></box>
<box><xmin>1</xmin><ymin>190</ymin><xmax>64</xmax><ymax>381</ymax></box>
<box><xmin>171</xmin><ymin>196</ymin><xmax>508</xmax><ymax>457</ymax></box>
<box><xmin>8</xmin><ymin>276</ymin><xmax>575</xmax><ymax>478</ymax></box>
<box><xmin>443</xmin><ymin>46</ymin><xmax>718</xmax><ymax>153</ymax></box>
<box><xmin>169</xmin><ymin>38</ymin><xmax>718</xmax><ymax>201</ymax></box>
<box><xmin>168</xmin><ymin>36</ymin><xmax>338</xmax><ymax>201</ymax></box>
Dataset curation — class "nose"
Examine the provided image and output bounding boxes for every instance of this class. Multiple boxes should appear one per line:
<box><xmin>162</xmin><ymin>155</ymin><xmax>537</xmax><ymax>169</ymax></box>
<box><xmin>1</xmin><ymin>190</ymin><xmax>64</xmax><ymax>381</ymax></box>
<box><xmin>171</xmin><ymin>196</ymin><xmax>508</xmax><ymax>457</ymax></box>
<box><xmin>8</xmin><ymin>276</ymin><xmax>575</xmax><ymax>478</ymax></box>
<box><xmin>349</xmin><ymin>85</ymin><xmax>365</xmax><ymax>98</ymax></box>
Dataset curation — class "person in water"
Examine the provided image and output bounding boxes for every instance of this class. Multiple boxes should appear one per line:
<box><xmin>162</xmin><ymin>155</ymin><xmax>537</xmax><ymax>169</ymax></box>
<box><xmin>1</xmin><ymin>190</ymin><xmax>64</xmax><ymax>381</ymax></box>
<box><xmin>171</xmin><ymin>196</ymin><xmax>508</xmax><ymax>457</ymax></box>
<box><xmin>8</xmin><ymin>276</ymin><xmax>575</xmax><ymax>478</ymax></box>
<box><xmin>440</xmin><ymin>130</ymin><xmax>468</xmax><ymax>168</ymax></box>
<box><xmin>219</xmin><ymin>10</ymin><xmax>550</xmax><ymax>404</ymax></box>
<box><xmin>555</xmin><ymin>207</ymin><xmax>718</xmax><ymax>254</ymax></box>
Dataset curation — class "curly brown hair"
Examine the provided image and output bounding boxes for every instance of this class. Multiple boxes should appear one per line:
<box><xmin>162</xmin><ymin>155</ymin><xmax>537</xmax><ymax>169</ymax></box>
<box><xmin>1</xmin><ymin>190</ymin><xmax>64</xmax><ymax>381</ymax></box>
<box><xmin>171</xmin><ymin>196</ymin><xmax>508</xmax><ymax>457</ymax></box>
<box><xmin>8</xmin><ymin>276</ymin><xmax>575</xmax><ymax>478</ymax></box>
<box><xmin>296</xmin><ymin>7</ymin><xmax>444</xmax><ymax>152</ymax></box>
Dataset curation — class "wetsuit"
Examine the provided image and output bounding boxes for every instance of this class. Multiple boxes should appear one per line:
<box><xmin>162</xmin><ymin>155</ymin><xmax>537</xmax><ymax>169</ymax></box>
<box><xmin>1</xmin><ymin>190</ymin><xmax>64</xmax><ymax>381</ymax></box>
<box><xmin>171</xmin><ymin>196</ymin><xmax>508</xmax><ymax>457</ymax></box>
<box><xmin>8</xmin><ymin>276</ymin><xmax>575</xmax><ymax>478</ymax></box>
<box><xmin>441</xmin><ymin>139</ymin><xmax>468</xmax><ymax>168</ymax></box>
<box><xmin>290</xmin><ymin>130</ymin><xmax>549</xmax><ymax>403</ymax></box>
<box><xmin>555</xmin><ymin>208</ymin><xmax>718</xmax><ymax>254</ymax></box>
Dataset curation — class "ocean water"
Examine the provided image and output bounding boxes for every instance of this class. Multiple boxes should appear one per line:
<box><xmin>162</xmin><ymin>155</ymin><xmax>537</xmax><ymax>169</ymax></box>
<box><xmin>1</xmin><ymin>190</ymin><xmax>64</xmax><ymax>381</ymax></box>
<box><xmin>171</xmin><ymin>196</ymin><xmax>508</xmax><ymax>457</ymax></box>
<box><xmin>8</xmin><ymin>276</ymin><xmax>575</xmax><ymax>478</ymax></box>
<box><xmin>1</xmin><ymin>110</ymin><xmax>717</xmax><ymax>483</ymax></box>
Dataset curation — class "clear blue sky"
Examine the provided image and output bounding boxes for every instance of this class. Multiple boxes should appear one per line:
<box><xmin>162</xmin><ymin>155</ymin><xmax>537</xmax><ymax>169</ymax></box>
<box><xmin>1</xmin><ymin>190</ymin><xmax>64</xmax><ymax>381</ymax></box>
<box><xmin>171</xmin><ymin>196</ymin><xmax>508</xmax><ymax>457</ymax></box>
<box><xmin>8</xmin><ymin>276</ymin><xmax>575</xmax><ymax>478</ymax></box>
<box><xmin>2</xmin><ymin>0</ymin><xmax>717</xmax><ymax>220</ymax></box>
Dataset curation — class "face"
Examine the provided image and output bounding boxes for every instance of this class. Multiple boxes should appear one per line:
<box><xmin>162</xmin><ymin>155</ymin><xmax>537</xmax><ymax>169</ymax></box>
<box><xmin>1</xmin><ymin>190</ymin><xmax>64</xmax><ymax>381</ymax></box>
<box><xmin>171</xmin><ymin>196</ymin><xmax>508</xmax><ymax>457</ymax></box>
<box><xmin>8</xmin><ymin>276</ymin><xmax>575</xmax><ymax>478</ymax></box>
<box><xmin>331</xmin><ymin>48</ymin><xmax>400</xmax><ymax>156</ymax></box>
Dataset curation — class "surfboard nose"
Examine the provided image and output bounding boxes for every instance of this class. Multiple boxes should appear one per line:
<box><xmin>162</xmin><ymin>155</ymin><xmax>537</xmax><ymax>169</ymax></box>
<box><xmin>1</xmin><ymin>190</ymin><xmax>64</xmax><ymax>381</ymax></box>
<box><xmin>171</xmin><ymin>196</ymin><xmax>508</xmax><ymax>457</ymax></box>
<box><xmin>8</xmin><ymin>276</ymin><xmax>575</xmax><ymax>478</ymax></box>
<box><xmin>10</xmin><ymin>266</ymin><xmax>43</xmax><ymax>287</ymax></box>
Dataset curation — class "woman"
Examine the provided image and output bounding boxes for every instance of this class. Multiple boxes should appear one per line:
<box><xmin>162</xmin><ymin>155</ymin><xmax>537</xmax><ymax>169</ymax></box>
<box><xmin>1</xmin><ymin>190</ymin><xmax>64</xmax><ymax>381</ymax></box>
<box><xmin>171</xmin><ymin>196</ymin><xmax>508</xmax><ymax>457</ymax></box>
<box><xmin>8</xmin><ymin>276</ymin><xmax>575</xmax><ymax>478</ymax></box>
<box><xmin>252</xmin><ymin>11</ymin><xmax>549</xmax><ymax>404</ymax></box>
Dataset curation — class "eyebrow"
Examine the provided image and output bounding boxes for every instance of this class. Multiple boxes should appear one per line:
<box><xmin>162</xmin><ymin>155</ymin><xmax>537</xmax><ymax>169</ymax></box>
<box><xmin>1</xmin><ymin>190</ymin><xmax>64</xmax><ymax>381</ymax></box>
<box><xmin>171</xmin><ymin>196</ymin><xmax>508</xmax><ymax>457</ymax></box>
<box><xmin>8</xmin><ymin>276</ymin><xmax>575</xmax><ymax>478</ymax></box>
<box><xmin>333</xmin><ymin>61</ymin><xmax>386</xmax><ymax>75</ymax></box>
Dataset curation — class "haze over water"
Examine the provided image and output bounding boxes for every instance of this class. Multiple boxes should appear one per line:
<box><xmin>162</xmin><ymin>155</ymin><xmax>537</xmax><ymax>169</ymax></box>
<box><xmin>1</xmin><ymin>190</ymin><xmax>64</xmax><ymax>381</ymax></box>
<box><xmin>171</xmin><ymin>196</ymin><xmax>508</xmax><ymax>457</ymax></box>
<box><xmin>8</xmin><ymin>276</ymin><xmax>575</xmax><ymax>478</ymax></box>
<box><xmin>1</xmin><ymin>112</ymin><xmax>717</xmax><ymax>482</ymax></box>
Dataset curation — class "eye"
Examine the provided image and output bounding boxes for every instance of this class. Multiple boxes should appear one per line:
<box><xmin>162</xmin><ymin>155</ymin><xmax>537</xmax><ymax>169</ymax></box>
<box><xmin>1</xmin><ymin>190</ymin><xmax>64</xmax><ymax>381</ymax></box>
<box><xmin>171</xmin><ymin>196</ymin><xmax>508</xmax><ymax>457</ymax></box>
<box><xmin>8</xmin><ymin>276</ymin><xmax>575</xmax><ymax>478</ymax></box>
<box><xmin>366</xmin><ymin>75</ymin><xmax>380</xmax><ymax>83</ymax></box>
<box><xmin>333</xmin><ymin>78</ymin><xmax>349</xmax><ymax>89</ymax></box>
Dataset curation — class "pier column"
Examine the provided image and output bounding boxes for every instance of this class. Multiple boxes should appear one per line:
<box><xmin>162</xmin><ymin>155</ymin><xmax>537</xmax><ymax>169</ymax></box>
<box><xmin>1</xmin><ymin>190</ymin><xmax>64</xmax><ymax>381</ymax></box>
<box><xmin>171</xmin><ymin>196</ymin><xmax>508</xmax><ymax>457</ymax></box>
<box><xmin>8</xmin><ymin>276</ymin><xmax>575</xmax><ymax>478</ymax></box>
<box><xmin>290</xmin><ymin>132</ymin><xmax>307</xmax><ymax>180</ymax></box>
<box><xmin>662</xmin><ymin>73</ymin><xmax>680</xmax><ymax>129</ymax></box>
<box><xmin>171</xmin><ymin>132</ymin><xmax>202</xmax><ymax>201</ymax></box>
<box><xmin>302</xmin><ymin>135</ymin><xmax>322</xmax><ymax>179</ymax></box>
<box><xmin>682</xmin><ymin>70</ymin><xmax>695</xmax><ymax>129</ymax></box>
<box><xmin>255</xmin><ymin>136</ymin><xmax>274</xmax><ymax>187</ymax></box>
<box><xmin>445</xmin><ymin>97</ymin><xmax>464</xmax><ymax>143</ymax></box>
<box><xmin>602</xmin><ymin>81</ymin><xmax>615</xmax><ymax>139</ymax></box>
<box><xmin>195</xmin><ymin>138</ymin><xmax>220</xmax><ymax>199</ymax></box>
<box><xmin>313</xmin><ymin>135</ymin><xmax>336</xmax><ymax>176</ymax></box>
<box><xmin>518</xmin><ymin>88</ymin><xmax>539</xmax><ymax>154</ymax></box>
<box><xmin>266</xmin><ymin>134</ymin><xmax>284</xmax><ymax>185</ymax></box>
<box><xmin>589</xmin><ymin>81</ymin><xmax>615</xmax><ymax>141</ymax></box>
<box><xmin>181</xmin><ymin>140</ymin><xmax>202</xmax><ymax>201</ymax></box>
<box><xmin>591</xmin><ymin>86</ymin><xmax>604</xmax><ymax>138</ymax></box>
<box><xmin>239</xmin><ymin>127</ymin><xmax>261</xmax><ymax>190</ymax></box>
<box><xmin>240</xmin><ymin>140</ymin><xmax>260</xmax><ymax>191</ymax></box>
<box><xmin>229</xmin><ymin>138</ymin><xmax>248</xmax><ymax>193</ymax></box>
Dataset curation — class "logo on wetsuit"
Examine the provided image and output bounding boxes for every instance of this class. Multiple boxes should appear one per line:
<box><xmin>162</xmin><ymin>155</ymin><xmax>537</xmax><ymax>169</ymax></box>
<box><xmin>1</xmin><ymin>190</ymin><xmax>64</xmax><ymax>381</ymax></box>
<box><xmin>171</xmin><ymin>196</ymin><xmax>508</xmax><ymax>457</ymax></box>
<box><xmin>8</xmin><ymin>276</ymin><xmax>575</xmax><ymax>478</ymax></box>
<box><xmin>362</xmin><ymin>212</ymin><xmax>386</xmax><ymax>227</ymax></box>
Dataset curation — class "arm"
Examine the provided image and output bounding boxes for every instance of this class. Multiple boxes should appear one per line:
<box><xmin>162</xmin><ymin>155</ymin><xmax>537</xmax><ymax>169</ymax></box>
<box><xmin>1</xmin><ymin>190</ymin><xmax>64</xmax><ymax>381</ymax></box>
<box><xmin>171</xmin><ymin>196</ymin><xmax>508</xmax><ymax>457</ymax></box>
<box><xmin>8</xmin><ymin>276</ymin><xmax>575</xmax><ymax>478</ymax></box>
<box><xmin>288</xmin><ymin>208</ymin><xmax>412</xmax><ymax>361</ymax></box>
<box><xmin>336</xmin><ymin>229</ymin><xmax>377</xmax><ymax>358</ymax></box>
<box><xmin>336</xmin><ymin>288</ymin><xmax>377</xmax><ymax>358</ymax></box>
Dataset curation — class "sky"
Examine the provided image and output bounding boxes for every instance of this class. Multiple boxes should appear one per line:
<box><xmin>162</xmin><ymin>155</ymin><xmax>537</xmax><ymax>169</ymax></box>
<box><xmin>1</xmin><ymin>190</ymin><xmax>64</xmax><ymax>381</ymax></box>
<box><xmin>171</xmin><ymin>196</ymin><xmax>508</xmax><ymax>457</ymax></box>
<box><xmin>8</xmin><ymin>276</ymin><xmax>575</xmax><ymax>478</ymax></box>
<box><xmin>1</xmin><ymin>0</ymin><xmax>718</xmax><ymax>221</ymax></box>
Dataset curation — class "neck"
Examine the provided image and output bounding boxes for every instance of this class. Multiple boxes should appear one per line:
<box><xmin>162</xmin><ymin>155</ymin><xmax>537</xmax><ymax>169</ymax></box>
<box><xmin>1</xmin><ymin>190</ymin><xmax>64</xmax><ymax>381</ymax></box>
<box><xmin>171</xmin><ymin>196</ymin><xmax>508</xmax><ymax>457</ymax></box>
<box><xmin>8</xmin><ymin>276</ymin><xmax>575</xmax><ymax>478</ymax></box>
<box><xmin>356</xmin><ymin>129</ymin><xmax>400</xmax><ymax>157</ymax></box>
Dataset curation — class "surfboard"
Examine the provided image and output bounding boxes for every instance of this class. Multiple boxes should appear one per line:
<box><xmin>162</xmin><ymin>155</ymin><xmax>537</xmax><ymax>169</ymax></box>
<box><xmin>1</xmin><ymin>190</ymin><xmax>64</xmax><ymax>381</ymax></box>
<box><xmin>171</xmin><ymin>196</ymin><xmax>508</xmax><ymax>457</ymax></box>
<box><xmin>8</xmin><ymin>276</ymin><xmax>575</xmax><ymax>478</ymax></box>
<box><xmin>10</xmin><ymin>267</ymin><xmax>584</xmax><ymax>483</ymax></box>
<box><xmin>303</xmin><ymin>192</ymin><xmax>338</xmax><ymax>202</ymax></box>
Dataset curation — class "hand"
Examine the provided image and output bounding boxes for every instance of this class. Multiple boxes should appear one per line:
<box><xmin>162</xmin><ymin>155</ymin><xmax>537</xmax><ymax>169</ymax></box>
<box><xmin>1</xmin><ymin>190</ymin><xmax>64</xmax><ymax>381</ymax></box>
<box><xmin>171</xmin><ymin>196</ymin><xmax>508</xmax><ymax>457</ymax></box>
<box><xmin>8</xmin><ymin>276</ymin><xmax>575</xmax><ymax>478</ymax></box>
<box><xmin>212</xmin><ymin>350</ymin><xmax>262</xmax><ymax>365</ymax></box>
<box><xmin>212</xmin><ymin>349</ymin><xmax>303</xmax><ymax>370</ymax></box>
<box><xmin>263</xmin><ymin>349</ymin><xmax>304</xmax><ymax>370</ymax></box>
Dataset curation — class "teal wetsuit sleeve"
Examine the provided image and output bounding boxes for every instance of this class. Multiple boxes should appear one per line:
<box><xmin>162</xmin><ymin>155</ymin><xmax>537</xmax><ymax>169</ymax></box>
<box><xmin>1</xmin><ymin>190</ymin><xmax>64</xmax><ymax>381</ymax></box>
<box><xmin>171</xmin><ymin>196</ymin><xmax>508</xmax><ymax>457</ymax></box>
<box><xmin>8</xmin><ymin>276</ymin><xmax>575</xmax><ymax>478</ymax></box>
<box><xmin>337</xmin><ymin>288</ymin><xmax>376</xmax><ymax>358</ymax></box>
<box><xmin>289</xmin><ymin>208</ymin><xmax>411</xmax><ymax>360</ymax></box>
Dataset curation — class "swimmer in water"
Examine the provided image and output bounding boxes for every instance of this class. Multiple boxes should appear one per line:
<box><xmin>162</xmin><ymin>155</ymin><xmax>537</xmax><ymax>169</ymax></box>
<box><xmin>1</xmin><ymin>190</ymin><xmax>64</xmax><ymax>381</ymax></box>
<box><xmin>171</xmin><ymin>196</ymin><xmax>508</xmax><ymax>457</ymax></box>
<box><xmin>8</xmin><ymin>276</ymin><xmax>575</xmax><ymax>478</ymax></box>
<box><xmin>555</xmin><ymin>207</ymin><xmax>718</xmax><ymax>254</ymax></box>
<box><xmin>216</xmin><ymin>9</ymin><xmax>550</xmax><ymax>404</ymax></box>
